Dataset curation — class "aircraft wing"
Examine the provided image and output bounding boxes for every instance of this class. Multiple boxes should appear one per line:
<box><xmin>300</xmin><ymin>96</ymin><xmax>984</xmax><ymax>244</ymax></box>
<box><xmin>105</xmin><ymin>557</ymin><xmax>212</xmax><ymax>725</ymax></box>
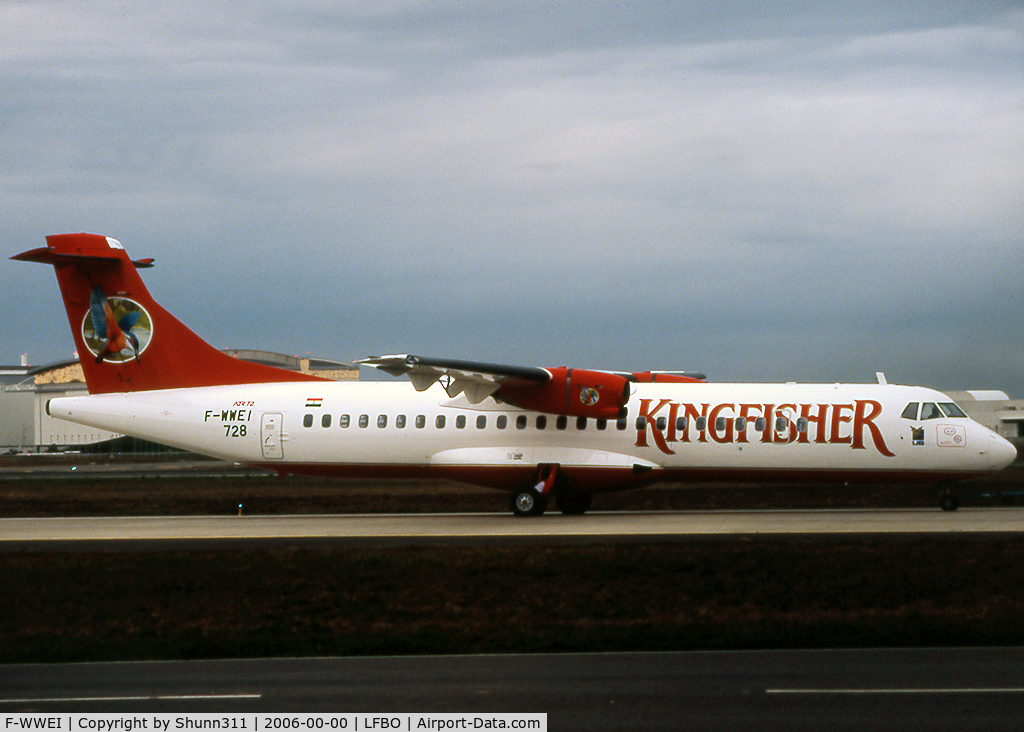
<box><xmin>357</xmin><ymin>354</ymin><xmax>703</xmax><ymax>419</ymax></box>
<box><xmin>357</xmin><ymin>354</ymin><xmax>549</xmax><ymax>404</ymax></box>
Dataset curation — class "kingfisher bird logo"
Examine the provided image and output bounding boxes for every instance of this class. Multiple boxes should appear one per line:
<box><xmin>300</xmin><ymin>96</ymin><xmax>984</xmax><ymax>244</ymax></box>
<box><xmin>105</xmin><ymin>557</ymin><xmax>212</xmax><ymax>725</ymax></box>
<box><xmin>580</xmin><ymin>387</ymin><xmax>600</xmax><ymax>406</ymax></box>
<box><xmin>81</xmin><ymin>285</ymin><xmax>153</xmax><ymax>363</ymax></box>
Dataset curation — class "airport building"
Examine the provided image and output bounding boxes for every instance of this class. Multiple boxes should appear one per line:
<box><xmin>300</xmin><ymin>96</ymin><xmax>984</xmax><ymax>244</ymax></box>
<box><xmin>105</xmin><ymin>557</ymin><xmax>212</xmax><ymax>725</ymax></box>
<box><xmin>0</xmin><ymin>352</ymin><xmax>357</xmax><ymax>452</ymax></box>
<box><xmin>946</xmin><ymin>391</ymin><xmax>1024</xmax><ymax>441</ymax></box>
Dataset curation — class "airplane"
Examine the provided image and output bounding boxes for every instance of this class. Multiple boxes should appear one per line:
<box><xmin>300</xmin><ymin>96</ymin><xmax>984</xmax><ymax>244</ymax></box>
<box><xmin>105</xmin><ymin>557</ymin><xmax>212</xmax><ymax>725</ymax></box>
<box><xmin>12</xmin><ymin>232</ymin><xmax>1018</xmax><ymax>516</ymax></box>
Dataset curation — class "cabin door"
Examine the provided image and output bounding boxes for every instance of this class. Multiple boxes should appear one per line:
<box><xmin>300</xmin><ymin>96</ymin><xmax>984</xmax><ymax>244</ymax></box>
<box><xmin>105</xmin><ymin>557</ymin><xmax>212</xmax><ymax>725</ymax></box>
<box><xmin>261</xmin><ymin>413</ymin><xmax>284</xmax><ymax>459</ymax></box>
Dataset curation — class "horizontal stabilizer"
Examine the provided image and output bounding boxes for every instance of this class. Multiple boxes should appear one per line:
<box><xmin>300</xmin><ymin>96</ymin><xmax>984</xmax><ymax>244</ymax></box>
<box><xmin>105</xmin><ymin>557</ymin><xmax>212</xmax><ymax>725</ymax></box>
<box><xmin>12</xmin><ymin>245</ymin><xmax>155</xmax><ymax>269</ymax></box>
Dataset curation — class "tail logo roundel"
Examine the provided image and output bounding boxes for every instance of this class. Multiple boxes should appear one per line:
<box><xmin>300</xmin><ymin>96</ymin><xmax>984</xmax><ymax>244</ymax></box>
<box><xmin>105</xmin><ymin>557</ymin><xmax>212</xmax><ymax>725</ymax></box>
<box><xmin>81</xmin><ymin>285</ymin><xmax>153</xmax><ymax>363</ymax></box>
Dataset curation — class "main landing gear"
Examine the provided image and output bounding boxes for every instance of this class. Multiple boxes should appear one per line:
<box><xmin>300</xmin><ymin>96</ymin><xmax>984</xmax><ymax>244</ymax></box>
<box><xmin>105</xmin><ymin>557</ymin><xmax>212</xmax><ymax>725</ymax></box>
<box><xmin>511</xmin><ymin>489</ymin><xmax>547</xmax><ymax>517</ymax></box>
<box><xmin>510</xmin><ymin>464</ymin><xmax>594</xmax><ymax>517</ymax></box>
<box><xmin>554</xmin><ymin>490</ymin><xmax>592</xmax><ymax>515</ymax></box>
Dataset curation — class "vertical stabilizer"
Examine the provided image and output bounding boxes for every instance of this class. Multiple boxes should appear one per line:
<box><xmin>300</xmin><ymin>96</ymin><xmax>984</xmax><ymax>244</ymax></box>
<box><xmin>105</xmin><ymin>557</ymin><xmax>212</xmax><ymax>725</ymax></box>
<box><xmin>12</xmin><ymin>233</ymin><xmax>325</xmax><ymax>393</ymax></box>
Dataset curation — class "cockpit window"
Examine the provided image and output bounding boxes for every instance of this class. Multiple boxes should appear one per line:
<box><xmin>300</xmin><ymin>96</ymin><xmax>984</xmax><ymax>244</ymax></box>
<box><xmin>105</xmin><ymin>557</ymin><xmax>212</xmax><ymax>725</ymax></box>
<box><xmin>901</xmin><ymin>403</ymin><xmax>919</xmax><ymax>420</ymax></box>
<box><xmin>920</xmin><ymin>402</ymin><xmax>942</xmax><ymax>420</ymax></box>
<box><xmin>939</xmin><ymin>402</ymin><xmax>967</xmax><ymax>418</ymax></box>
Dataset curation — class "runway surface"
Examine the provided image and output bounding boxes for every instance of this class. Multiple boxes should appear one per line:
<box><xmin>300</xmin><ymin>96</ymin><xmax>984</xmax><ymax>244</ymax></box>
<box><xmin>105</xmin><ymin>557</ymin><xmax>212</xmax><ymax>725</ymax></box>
<box><xmin>5</xmin><ymin>648</ymin><xmax>1024</xmax><ymax>730</ymax></box>
<box><xmin>2</xmin><ymin>507</ymin><xmax>1023</xmax><ymax>544</ymax></box>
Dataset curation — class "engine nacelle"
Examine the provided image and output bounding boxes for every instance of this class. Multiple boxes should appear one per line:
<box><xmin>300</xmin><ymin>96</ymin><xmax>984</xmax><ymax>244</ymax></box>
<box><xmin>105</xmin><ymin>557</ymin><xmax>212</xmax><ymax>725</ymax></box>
<box><xmin>495</xmin><ymin>367</ymin><xmax>630</xmax><ymax>420</ymax></box>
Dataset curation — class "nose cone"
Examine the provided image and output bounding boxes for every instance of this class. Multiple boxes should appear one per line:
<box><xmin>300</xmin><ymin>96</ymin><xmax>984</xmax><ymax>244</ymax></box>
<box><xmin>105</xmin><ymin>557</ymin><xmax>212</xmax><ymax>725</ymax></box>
<box><xmin>990</xmin><ymin>433</ymin><xmax>1018</xmax><ymax>470</ymax></box>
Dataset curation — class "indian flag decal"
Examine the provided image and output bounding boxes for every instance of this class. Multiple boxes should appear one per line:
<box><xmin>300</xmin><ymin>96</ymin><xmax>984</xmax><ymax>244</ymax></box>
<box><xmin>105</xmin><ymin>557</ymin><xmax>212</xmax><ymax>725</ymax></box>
<box><xmin>306</xmin><ymin>397</ymin><xmax>323</xmax><ymax>408</ymax></box>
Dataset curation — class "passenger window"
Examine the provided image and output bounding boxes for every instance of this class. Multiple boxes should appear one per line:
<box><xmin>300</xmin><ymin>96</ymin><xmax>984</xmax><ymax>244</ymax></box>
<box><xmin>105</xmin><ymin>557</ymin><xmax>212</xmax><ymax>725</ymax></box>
<box><xmin>617</xmin><ymin>417</ymin><xmax>627</xmax><ymax>430</ymax></box>
<box><xmin>695</xmin><ymin>417</ymin><xmax>707</xmax><ymax>431</ymax></box>
<box><xmin>656</xmin><ymin>417</ymin><xmax>667</xmax><ymax>431</ymax></box>
<box><xmin>415</xmin><ymin>415</ymin><xmax>426</xmax><ymax>428</ymax></box>
<box><xmin>497</xmin><ymin>415</ymin><xmax>507</xmax><ymax>429</ymax></box>
<box><xmin>736</xmin><ymin>417</ymin><xmax>747</xmax><ymax>431</ymax></box>
<box><xmin>455</xmin><ymin>415</ymin><xmax>466</xmax><ymax>429</ymax></box>
<box><xmin>321</xmin><ymin>414</ymin><xmax>331</xmax><ymax>428</ymax></box>
<box><xmin>901</xmin><ymin>403</ymin><xmax>919</xmax><ymax>420</ymax></box>
<box><xmin>536</xmin><ymin>415</ymin><xmax>547</xmax><ymax>429</ymax></box>
<box><xmin>358</xmin><ymin>415</ymin><xmax>369</xmax><ymax>428</ymax></box>
<box><xmin>939</xmin><ymin>403</ymin><xmax>967</xmax><ymax>418</ymax></box>
<box><xmin>596</xmin><ymin>418</ymin><xmax>607</xmax><ymax>430</ymax></box>
<box><xmin>377</xmin><ymin>415</ymin><xmax>388</xmax><ymax>428</ymax></box>
<box><xmin>339</xmin><ymin>414</ymin><xmax>350</xmax><ymax>428</ymax></box>
<box><xmin>517</xmin><ymin>415</ymin><xmax>527</xmax><ymax>429</ymax></box>
<box><xmin>775</xmin><ymin>417</ymin><xmax>788</xmax><ymax>432</ymax></box>
<box><xmin>755</xmin><ymin>417</ymin><xmax>766</xmax><ymax>432</ymax></box>
<box><xmin>303</xmin><ymin>414</ymin><xmax>313</xmax><ymax>428</ymax></box>
<box><xmin>715</xmin><ymin>417</ymin><xmax>726</xmax><ymax>432</ymax></box>
<box><xmin>796</xmin><ymin>417</ymin><xmax>808</xmax><ymax>433</ymax></box>
<box><xmin>396</xmin><ymin>415</ymin><xmax>406</xmax><ymax>428</ymax></box>
<box><xmin>577</xmin><ymin>416</ymin><xmax>587</xmax><ymax>430</ymax></box>
<box><xmin>556</xmin><ymin>415</ymin><xmax>568</xmax><ymax>430</ymax></box>
<box><xmin>476</xmin><ymin>415</ymin><xmax>486</xmax><ymax>429</ymax></box>
<box><xmin>436</xmin><ymin>415</ymin><xmax>446</xmax><ymax>429</ymax></box>
<box><xmin>920</xmin><ymin>403</ymin><xmax>942</xmax><ymax>420</ymax></box>
<box><xmin>676</xmin><ymin>417</ymin><xmax>688</xmax><ymax>431</ymax></box>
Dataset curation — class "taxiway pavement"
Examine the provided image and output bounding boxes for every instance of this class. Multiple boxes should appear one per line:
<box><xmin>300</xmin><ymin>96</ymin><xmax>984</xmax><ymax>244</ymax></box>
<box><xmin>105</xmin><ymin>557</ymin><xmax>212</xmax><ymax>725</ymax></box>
<box><xmin>2</xmin><ymin>507</ymin><xmax>1023</xmax><ymax>545</ymax></box>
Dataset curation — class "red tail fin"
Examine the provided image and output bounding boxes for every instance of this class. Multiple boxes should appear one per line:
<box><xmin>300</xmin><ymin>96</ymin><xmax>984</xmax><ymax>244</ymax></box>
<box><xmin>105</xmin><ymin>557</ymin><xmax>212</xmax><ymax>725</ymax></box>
<box><xmin>13</xmin><ymin>233</ymin><xmax>325</xmax><ymax>394</ymax></box>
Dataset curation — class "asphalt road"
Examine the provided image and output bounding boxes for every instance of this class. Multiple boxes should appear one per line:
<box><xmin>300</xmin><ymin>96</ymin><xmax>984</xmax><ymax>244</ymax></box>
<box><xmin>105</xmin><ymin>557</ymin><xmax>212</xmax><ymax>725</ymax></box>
<box><xmin>2</xmin><ymin>508</ymin><xmax>1024</xmax><ymax>547</ymax></box>
<box><xmin>4</xmin><ymin>648</ymin><xmax>1024</xmax><ymax>730</ymax></box>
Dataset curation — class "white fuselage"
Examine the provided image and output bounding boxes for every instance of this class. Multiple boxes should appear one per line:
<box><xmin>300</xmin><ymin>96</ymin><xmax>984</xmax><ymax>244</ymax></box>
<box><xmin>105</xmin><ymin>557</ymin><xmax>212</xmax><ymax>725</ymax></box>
<box><xmin>47</xmin><ymin>380</ymin><xmax>1016</xmax><ymax>492</ymax></box>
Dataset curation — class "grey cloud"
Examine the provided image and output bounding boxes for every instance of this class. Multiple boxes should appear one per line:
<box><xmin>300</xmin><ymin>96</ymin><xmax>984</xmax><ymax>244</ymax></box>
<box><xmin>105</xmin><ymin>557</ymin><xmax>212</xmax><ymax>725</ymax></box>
<box><xmin>2</xmin><ymin>1</ymin><xmax>1021</xmax><ymax>395</ymax></box>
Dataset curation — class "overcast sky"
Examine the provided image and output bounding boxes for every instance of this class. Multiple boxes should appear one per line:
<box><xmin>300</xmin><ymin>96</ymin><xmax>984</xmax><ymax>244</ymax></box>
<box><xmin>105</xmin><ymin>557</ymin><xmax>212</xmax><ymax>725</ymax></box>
<box><xmin>3</xmin><ymin>1</ymin><xmax>1022</xmax><ymax>395</ymax></box>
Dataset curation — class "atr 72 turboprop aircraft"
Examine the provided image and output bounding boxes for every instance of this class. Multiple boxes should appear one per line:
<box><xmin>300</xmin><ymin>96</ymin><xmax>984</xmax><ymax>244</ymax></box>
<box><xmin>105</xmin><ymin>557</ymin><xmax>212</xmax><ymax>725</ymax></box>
<box><xmin>13</xmin><ymin>233</ymin><xmax>1017</xmax><ymax>515</ymax></box>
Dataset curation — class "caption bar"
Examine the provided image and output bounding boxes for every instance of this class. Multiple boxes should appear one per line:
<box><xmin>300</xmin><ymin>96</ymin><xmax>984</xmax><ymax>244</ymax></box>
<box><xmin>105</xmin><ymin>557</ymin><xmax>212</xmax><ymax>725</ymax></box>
<box><xmin>3</xmin><ymin>715</ymin><xmax>545</xmax><ymax>732</ymax></box>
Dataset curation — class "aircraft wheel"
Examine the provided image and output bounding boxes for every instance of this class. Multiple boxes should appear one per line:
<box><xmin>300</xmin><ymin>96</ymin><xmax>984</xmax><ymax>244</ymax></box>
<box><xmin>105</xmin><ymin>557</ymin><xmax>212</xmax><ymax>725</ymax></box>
<box><xmin>940</xmin><ymin>492</ymin><xmax>960</xmax><ymax>512</ymax></box>
<box><xmin>555</xmin><ymin>491</ymin><xmax>592</xmax><ymax>515</ymax></box>
<box><xmin>511</xmin><ymin>489</ymin><xmax>547</xmax><ymax>517</ymax></box>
